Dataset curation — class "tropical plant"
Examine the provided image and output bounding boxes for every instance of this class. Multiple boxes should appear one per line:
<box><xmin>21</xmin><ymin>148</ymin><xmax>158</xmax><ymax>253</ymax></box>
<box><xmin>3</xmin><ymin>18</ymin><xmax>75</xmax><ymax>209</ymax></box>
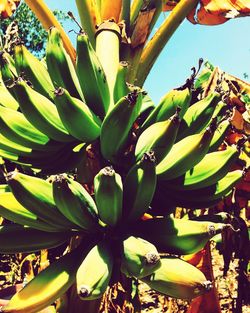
<box><xmin>0</xmin><ymin>2</ymin><xmax>69</xmax><ymax>57</ymax></box>
<box><xmin>0</xmin><ymin>1</ymin><xmax>249</xmax><ymax>312</ymax></box>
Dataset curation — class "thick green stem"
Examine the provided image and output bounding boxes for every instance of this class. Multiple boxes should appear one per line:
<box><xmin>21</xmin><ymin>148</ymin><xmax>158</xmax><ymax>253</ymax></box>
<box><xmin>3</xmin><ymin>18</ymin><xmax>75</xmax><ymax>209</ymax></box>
<box><xmin>136</xmin><ymin>0</ymin><xmax>200</xmax><ymax>87</ymax></box>
<box><xmin>126</xmin><ymin>0</ymin><xmax>162</xmax><ymax>84</ymax></box>
<box><xmin>120</xmin><ymin>0</ymin><xmax>131</xmax><ymax>32</ymax></box>
<box><xmin>75</xmin><ymin>0</ymin><xmax>102</xmax><ymax>48</ymax></box>
<box><xmin>130</xmin><ymin>0</ymin><xmax>144</xmax><ymax>29</ymax></box>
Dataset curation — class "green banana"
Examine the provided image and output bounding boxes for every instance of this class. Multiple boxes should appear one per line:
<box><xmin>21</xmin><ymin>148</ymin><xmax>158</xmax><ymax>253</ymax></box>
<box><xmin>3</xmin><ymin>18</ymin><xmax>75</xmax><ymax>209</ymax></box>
<box><xmin>54</xmin><ymin>87</ymin><xmax>101</xmax><ymax>142</ymax></box>
<box><xmin>35</xmin><ymin>143</ymin><xmax>86</xmax><ymax>175</ymax></box>
<box><xmin>141</xmin><ymin>256</ymin><xmax>212</xmax><ymax>299</ymax></box>
<box><xmin>0</xmin><ymin>80</ymin><xmax>19</xmax><ymax>110</ymax></box>
<box><xmin>120</xmin><ymin>236</ymin><xmax>161</xmax><ymax>278</ymax></box>
<box><xmin>176</xmin><ymin>92</ymin><xmax>221</xmax><ymax>140</ymax></box>
<box><xmin>0</xmin><ymin>51</ymin><xmax>18</xmax><ymax>99</ymax></box>
<box><xmin>156</xmin><ymin>121</ymin><xmax>216</xmax><ymax>180</ymax></box>
<box><xmin>123</xmin><ymin>151</ymin><xmax>156</xmax><ymax>222</ymax></box>
<box><xmin>76</xmin><ymin>31</ymin><xmax>110</xmax><ymax>119</ymax></box>
<box><xmin>0</xmin><ymin>191</ymin><xmax>62</xmax><ymax>232</ymax></box>
<box><xmin>0</xmin><ymin>148</ymin><xmax>19</xmax><ymax>163</ymax></box>
<box><xmin>46</xmin><ymin>27</ymin><xmax>83</xmax><ymax>100</ymax></box>
<box><xmin>6</xmin><ymin>171</ymin><xmax>78</xmax><ymax>230</ymax></box>
<box><xmin>113</xmin><ymin>61</ymin><xmax>129</xmax><ymax>104</ymax></box>
<box><xmin>15</xmin><ymin>143</ymin><xmax>86</xmax><ymax>175</ymax></box>
<box><xmin>0</xmin><ymin>225</ymin><xmax>71</xmax><ymax>254</ymax></box>
<box><xmin>194</xmin><ymin>61</ymin><xmax>214</xmax><ymax>91</ymax></box>
<box><xmin>12</xmin><ymin>78</ymin><xmax>75</xmax><ymax>143</ymax></box>
<box><xmin>0</xmin><ymin>105</ymin><xmax>51</xmax><ymax>150</ymax></box>
<box><xmin>163</xmin><ymin>169</ymin><xmax>244</xmax><ymax>208</ymax></box>
<box><xmin>132</xmin><ymin>216</ymin><xmax>229</xmax><ymax>255</ymax></box>
<box><xmin>14</xmin><ymin>43</ymin><xmax>54</xmax><ymax>100</ymax></box>
<box><xmin>210</xmin><ymin>100</ymin><xmax>227</xmax><ymax>122</ymax></box>
<box><xmin>209</xmin><ymin>119</ymin><xmax>231</xmax><ymax>152</ymax></box>
<box><xmin>141</xmin><ymin>87</ymin><xmax>191</xmax><ymax>132</ymax></box>
<box><xmin>94</xmin><ymin>166</ymin><xmax>123</xmax><ymax>227</ymax></box>
<box><xmin>0</xmin><ymin>184</ymin><xmax>10</xmax><ymax>193</ymax></box>
<box><xmin>52</xmin><ymin>173</ymin><xmax>100</xmax><ymax>231</ymax></box>
<box><xmin>76</xmin><ymin>241</ymin><xmax>113</xmax><ymax>300</ymax></box>
<box><xmin>2</xmin><ymin>243</ymin><xmax>92</xmax><ymax>313</ymax></box>
<box><xmin>164</xmin><ymin>145</ymin><xmax>240</xmax><ymax>190</ymax></box>
<box><xmin>0</xmin><ymin>133</ymin><xmax>60</xmax><ymax>158</ymax></box>
<box><xmin>100</xmin><ymin>89</ymin><xmax>143</xmax><ymax>162</ymax></box>
<box><xmin>138</xmin><ymin>93</ymin><xmax>155</xmax><ymax>121</ymax></box>
<box><xmin>0</xmin><ymin>142</ymin><xmax>74</xmax><ymax>171</ymax></box>
<box><xmin>135</xmin><ymin>110</ymin><xmax>181</xmax><ymax>163</ymax></box>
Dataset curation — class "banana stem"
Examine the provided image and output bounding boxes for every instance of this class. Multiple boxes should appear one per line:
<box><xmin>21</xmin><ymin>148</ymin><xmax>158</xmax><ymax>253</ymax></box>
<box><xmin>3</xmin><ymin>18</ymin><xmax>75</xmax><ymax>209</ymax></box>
<box><xmin>119</xmin><ymin>0</ymin><xmax>131</xmax><ymax>32</ymax></box>
<box><xmin>126</xmin><ymin>0</ymin><xmax>162</xmax><ymax>84</ymax></box>
<box><xmin>96</xmin><ymin>21</ymin><xmax>121</xmax><ymax>108</ymax></box>
<box><xmin>75</xmin><ymin>0</ymin><xmax>101</xmax><ymax>48</ymax></box>
<box><xmin>130</xmin><ymin>0</ymin><xmax>144</xmax><ymax>28</ymax></box>
<box><xmin>24</xmin><ymin>0</ymin><xmax>76</xmax><ymax>63</ymax></box>
<box><xmin>136</xmin><ymin>0</ymin><xmax>200</xmax><ymax>87</ymax></box>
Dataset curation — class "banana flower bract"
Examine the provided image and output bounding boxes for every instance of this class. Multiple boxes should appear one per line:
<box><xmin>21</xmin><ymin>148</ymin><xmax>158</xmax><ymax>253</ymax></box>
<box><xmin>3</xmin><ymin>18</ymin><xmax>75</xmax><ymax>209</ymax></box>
<box><xmin>162</xmin><ymin>0</ymin><xmax>250</xmax><ymax>25</ymax></box>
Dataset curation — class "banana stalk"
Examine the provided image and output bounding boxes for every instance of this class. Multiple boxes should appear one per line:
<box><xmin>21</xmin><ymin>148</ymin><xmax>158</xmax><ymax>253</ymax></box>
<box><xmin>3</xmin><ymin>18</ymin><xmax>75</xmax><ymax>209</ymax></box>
<box><xmin>95</xmin><ymin>21</ymin><xmax>121</xmax><ymax>108</ymax></box>
<box><xmin>130</xmin><ymin>0</ymin><xmax>144</xmax><ymax>27</ymax></box>
<box><xmin>136</xmin><ymin>0</ymin><xmax>200</xmax><ymax>86</ymax></box>
<box><xmin>75</xmin><ymin>0</ymin><xmax>102</xmax><ymax>48</ymax></box>
<box><xmin>126</xmin><ymin>0</ymin><xmax>162</xmax><ymax>84</ymax></box>
<box><xmin>24</xmin><ymin>0</ymin><xmax>76</xmax><ymax>63</ymax></box>
<box><xmin>119</xmin><ymin>0</ymin><xmax>130</xmax><ymax>31</ymax></box>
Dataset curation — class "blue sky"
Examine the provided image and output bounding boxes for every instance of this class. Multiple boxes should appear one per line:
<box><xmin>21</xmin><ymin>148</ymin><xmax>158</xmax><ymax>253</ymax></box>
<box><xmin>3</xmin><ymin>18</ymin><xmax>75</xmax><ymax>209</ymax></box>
<box><xmin>46</xmin><ymin>0</ymin><xmax>250</xmax><ymax>103</ymax></box>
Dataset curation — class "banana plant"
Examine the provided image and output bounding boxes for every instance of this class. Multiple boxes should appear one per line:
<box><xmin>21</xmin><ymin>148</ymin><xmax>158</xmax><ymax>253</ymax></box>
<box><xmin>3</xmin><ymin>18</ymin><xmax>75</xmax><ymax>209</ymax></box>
<box><xmin>0</xmin><ymin>1</ymin><xmax>249</xmax><ymax>313</ymax></box>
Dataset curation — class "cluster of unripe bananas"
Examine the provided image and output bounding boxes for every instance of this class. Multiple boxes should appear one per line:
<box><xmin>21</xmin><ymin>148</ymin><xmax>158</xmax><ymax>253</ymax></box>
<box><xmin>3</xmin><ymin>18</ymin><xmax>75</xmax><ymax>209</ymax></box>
<box><xmin>0</xmin><ymin>21</ymin><xmax>247</xmax><ymax>313</ymax></box>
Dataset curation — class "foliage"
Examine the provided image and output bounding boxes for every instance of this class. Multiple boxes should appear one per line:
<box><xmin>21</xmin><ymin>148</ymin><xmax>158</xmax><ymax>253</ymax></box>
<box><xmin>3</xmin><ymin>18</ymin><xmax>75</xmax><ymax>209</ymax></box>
<box><xmin>0</xmin><ymin>2</ymin><xmax>69</xmax><ymax>57</ymax></box>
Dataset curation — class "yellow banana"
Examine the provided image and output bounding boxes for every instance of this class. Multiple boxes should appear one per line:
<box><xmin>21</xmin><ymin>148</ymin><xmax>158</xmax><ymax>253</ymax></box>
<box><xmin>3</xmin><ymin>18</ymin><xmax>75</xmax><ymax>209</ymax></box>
<box><xmin>76</xmin><ymin>240</ymin><xmax>113</xmax><ymax>300</ymax></box>
<box><xmin>0</xmin><ymin>105</ymin><xmax>51</xmax><ymax>150</ymax></box>
<box><xmin>2</xmin><ymin>243</ymin><xmax>92</xmax><ymax>313</ymax></box>
<box><xmin>121</xmin><ymin>236</ymin><xmax>161</xmax><ymax>278</ymax></box>
<box><xmin>133</xmin><ymin>216</ymin><xmax>230</xmax><ymax>255</ymax></box>
<box><xmin>141</xmin><ymin>256</ymin><xmax>212</xmax><ymax>299</ymax></box>
<box><xmin>0</xmin><ymin>191</ymin><xmax>61</xmax><ymax>232</ymax></box>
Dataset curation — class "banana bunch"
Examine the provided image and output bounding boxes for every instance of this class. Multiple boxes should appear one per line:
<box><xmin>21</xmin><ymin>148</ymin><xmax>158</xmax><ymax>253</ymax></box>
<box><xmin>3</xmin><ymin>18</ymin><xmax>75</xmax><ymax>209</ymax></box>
<box><xmin>0</xmin><ymin>12</ymin><xmax>247</xmax><ymax>312</ymax></box>
<box><xmin>0</xmin><ymin>24</ymin><xmax>118</xmax><ymax>174</ymax></box>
